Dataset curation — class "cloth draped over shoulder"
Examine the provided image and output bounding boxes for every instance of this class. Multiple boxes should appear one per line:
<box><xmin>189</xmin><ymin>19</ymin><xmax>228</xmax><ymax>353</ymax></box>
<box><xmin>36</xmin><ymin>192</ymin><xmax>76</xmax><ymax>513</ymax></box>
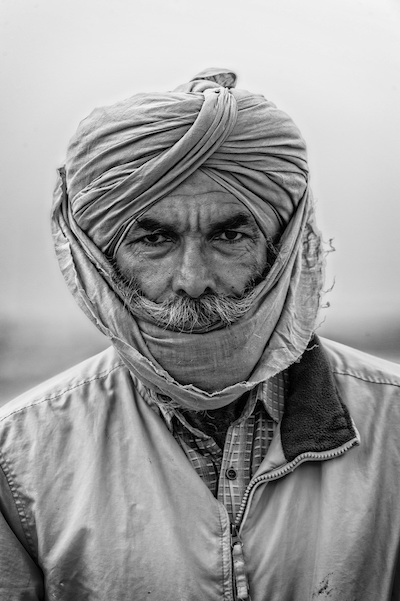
<box><xmin>51</xmin><ymin>68</ymin><xmax>325</xmax><ymax>410</ymax></box>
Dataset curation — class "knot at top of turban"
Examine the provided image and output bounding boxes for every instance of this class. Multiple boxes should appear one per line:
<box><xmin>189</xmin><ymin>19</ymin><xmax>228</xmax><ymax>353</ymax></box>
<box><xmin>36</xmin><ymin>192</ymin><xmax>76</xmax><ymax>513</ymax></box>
<box><xmin>64</xmin><ymin>68</ymin><xmax>309</xmax><ymax>256</ymax></box>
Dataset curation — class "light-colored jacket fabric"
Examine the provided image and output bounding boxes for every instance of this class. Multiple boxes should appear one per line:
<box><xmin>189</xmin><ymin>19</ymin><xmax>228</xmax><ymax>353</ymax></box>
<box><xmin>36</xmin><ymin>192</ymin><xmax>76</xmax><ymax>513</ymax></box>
<box><xmin>1</xmin><ymin>337</ymin><xmax>400</xmax><ymax>600</ymax></box>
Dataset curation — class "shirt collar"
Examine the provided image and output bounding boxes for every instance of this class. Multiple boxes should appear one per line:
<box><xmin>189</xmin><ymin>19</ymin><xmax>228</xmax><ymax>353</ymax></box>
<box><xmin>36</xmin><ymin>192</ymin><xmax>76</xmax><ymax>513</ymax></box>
<box><xmin>257</xmin><ymin>370</ymin><xmax>287</xmax><ymax>423</ymax></box>
<box><xmin>145</xmin><ymin>370</ymin><xmax>287</xmax><ymax>431</ymax></box>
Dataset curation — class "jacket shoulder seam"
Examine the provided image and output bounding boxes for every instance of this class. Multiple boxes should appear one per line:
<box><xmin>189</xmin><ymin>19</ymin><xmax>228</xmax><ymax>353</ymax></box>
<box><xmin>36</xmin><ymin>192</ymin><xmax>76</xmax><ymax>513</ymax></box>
<box><xmin>332</xmin><ymin>369</ymin><xmax>400</xmax><ymax>388</ymax></box>
<box><xmin>0</xmin><ymin>361</ymin><xmax>126</xmax><ymax>423</ymax></box>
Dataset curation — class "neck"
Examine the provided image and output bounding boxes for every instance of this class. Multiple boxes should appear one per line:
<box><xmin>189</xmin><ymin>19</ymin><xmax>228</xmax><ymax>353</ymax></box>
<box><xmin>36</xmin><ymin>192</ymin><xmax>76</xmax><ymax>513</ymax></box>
<box><xmin>182</xmin><ymin>392</ymin><xmax>249</xmax><ymax>447</ymax></box>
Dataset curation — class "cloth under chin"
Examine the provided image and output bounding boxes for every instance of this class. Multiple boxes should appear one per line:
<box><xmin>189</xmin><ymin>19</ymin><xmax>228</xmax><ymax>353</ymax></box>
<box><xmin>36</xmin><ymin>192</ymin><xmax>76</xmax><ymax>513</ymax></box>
<box><xmin>51</xmin><ymin>69</ymin><xmax>325</xmax><ymax>411</ymax></box>
<box><xmin>137</xmin><ymin>296</ymin><xmax>277</xmax><ymax>393</ymax></box>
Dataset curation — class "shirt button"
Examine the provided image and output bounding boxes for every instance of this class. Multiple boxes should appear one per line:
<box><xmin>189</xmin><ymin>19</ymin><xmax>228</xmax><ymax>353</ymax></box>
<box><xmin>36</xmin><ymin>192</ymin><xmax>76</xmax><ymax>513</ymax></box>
<box><xmin>225</xmin><ymin>468</ymin><xmax>237</xmax><ymax>480</ymax></box>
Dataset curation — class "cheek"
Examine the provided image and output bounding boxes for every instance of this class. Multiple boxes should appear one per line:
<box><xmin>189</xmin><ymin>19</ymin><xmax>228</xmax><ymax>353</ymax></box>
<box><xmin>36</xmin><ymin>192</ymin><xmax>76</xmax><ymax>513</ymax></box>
<box><xmin>214</xmin><ymin>257</ymin><xmax>266</xmax><ymax>295</ymax></box>
<box><xmin>217</xmin><ymin>242</ymin><xmax>266</xmax><ymax>279</ymax></box>
<box><xmin>217</xmin><ymin>266</ymin><xmax>253</xmax><ymax>294</ymax></box>
<box><xmin>117</xmin><ymin>252</ymin><xmax>175</xmax><ymax>300</ymax></box>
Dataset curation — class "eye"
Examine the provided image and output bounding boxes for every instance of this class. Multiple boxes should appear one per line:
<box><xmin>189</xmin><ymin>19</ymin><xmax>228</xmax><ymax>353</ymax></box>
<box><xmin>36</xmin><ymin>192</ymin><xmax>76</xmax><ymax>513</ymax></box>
<box><xmin>216</xmin><ymin>230</ymin><xmax>245</xmax><ymax>242</ymax></box>
<box><xmin>139</xmin><ymin>233</ymin><xmax>172</xmax><ymax>246</ymax></box>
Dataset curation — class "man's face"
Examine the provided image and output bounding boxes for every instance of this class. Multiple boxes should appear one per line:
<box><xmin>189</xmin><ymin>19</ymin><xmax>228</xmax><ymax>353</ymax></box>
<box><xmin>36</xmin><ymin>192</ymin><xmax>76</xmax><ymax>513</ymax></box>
<box><xmin>114</xmin><ymin>175</ymin><xmax>268</xmax><ymax>305</ymax></box>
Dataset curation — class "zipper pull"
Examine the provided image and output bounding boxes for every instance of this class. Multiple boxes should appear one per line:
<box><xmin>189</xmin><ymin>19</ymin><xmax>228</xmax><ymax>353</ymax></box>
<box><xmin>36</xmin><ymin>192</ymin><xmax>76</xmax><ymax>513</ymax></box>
<box><xmin>231</xmin><ymin>524</ymin><xmax>251</xmax><ymax>601</ymax></box>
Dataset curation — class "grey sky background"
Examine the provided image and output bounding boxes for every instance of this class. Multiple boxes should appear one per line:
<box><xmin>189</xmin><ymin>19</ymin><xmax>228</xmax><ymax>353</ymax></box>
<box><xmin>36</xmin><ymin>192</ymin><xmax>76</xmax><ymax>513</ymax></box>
<box><xmin>1</xmin><ymin>0</ymin><xmax>399</xmax><ymax>401</ymax></box>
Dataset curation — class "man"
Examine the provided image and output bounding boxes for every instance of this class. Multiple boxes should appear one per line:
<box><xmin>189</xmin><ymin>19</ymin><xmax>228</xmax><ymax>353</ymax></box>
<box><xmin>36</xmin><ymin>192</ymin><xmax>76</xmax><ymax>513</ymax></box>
<box><xmin>0</xmin><ymin>68</ymin><xmax>399</xmax><ymax>601</ymax></box>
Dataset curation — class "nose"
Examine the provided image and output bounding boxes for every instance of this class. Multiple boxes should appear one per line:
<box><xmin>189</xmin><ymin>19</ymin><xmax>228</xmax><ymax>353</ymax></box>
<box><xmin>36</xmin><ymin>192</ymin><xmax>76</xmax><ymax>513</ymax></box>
<box><xmin>172</xmin><ymin>239</ymin><xmax>215</xmax><ymax>298</ymax></box>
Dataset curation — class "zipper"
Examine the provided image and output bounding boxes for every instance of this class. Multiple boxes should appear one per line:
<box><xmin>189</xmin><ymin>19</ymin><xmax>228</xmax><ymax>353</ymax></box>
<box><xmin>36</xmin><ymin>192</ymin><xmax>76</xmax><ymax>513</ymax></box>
<box><xmin>229</xmin><ymin>436</ymin><xmax>359</xmax><ymax>599</ymax></box>
<box><xmin>235</xmin><ymin>437</ymin><xmax>359</xmax><ymax>528</ymax></box>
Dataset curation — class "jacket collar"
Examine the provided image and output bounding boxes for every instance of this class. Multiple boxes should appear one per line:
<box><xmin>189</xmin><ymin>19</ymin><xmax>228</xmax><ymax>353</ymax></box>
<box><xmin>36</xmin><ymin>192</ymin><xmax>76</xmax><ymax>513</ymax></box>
<box><xmin>282</xmin><ymin>335</ymin><xmax>357</xmax><ymax>462</ymax></box>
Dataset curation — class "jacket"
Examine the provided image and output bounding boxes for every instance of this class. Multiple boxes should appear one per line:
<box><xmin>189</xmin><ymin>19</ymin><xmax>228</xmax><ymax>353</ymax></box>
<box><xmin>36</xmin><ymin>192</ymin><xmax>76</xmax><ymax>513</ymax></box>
<box><xmin>1</xmin><ymin>337</ymin><xmax>400</xmax><ymax>600</ymax></box>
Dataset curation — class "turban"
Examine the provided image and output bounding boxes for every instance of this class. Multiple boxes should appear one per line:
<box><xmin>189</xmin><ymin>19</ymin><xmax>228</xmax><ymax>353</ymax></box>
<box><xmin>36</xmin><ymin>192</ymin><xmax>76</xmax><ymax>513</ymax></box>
<box><xmin>52</xmin><ymin>68</ymin><xmax>324</xmax><ymax>410</ymax></box>
<box><xmin>65</xmin><ymin>68</ymin><xmax>308</xmax><ymax>256</ymax></box>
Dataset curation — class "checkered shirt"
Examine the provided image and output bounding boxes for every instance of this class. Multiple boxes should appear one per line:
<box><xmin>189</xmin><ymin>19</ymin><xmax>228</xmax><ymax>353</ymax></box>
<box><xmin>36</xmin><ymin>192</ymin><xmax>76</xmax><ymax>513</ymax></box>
<box><xmin>147</xmin><ymin>372</ymin><xmax>287</xmax><ymax>523</ymax></box>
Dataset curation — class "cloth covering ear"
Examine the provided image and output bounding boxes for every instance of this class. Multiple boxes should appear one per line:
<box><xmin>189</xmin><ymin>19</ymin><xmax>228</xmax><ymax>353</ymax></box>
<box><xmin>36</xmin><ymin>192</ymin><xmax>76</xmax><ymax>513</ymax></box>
<box><xmin>52</xmin><ymin>68</ymin><xmax>325</xmax><ymax>410</ymax></box>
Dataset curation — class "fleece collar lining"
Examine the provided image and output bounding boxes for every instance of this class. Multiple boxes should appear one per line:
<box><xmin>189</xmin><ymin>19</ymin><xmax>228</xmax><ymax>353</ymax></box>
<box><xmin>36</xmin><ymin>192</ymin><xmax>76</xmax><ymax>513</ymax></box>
<box><xmin>282</xmin><ymin>335</ymin><xmax>357</xmax><ymax>462</ymax></box>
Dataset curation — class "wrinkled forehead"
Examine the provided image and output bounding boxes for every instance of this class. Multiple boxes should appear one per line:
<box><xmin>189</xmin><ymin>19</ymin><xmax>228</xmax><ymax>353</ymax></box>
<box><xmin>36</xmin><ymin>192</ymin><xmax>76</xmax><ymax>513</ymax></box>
<box><xmin>145</xmin><ymin>170</ymin><xmax>279</xmax><ymax>240</ymax></box>
<box><xmin>135</xmin><ymin>172</ymin><xmax>265</xmax><ymax>240</ymax></box>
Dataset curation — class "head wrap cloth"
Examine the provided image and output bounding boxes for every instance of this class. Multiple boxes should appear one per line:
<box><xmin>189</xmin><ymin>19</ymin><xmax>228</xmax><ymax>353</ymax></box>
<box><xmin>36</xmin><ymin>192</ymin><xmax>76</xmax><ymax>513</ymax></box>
<box><xmin>52</xmin><ymin>68</ymin><xmax>324</xmax><ymax>410</ymax></box>
<box><xmin>65</xmin><ymin>69</ymin><xmax>308</xmax><ymax>256</ymax></box>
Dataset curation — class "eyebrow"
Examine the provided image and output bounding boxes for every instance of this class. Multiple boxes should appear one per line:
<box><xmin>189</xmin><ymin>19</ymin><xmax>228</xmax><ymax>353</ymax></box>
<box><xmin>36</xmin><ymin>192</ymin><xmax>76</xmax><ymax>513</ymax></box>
<box><xmin>208</xmin><ymin>213</ymin><xmax>256</xmax><ymax>235</ymax></box>
<box><xmin>134</xmin><ymin>212</ymin><xmax>257</xmax><ymax>235</ymax></box>
<box><xmin>134</xmin><ymin>217</ymin><xmax>174</xmax><ymax>232</ymax></box>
